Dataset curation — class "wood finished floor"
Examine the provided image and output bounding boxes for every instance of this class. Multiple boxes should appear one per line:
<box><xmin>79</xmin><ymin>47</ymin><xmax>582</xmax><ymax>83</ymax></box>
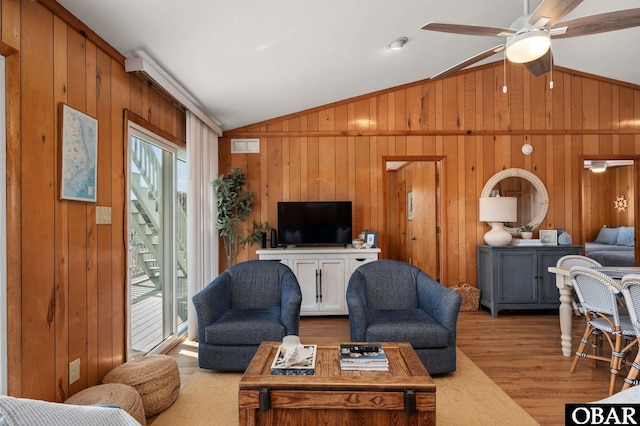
<box><xmin>163</xmin><ymin>310</ymin><xmax>623</xmax><ymax>426</ymax></box>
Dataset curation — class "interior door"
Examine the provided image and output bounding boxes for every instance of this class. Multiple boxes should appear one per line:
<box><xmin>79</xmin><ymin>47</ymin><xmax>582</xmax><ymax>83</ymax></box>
<box><xmin>398</xmin><ymin>181</ymin><xmax>407</xmax><ymax>263</ymax></box>
<box><xmin>386</xmin><ymin>159</ymin><xmax>440</xmax><ymax>281</ymax></box>
<box><xmin>410</xmin><ymin>162</ymin><xmax>438</xmax><ymax>279</ymax></box>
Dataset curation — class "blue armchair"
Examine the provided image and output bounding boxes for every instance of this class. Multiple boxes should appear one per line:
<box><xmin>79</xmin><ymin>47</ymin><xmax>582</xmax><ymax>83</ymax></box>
<box><xmin>192</xmin><ymin>260</ymin><xmax>302</xmax><ymax>371</ymax></box>
<box><xmin>346</xmin><ymin>260</ymin><xmax>461</xmax><ymax>375</ymax></box>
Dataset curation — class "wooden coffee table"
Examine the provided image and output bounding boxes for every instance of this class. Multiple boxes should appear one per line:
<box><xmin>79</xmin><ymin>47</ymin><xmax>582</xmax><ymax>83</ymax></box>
<box><xmin>238</xmin><ymin>342</ymin><xmax>436</xmax><ymax>425</ymax></box>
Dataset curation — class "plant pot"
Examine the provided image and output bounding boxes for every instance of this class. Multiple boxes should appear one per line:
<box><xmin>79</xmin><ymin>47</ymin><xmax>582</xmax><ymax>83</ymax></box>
<box><xmin>520</xmin><ymin>232</ymin><xmax>533</xmax><ymax>240</ymax></box>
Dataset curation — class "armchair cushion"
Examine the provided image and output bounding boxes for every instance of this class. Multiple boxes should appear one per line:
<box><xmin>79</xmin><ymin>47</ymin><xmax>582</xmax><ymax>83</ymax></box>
<box><xmin>204</xmin><ymin>307</ymin><xmax>286</xmax><ymax>345</ymax></box>
<box><xmin>365</xmin><ymin>309</ymin><xmax>452</xmax><ymax>348</ymax></box>
<box><xmin>357</xmin><ymin>264</ymin><xmax>420</xmax><ymax>309</ymax></box>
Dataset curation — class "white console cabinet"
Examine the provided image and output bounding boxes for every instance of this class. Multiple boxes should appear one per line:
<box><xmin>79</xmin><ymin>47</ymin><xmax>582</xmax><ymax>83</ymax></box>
<box><xmin>257</xmin><ymin>247</ymin><xmax>380</xmax><ymax>315</ymax></box>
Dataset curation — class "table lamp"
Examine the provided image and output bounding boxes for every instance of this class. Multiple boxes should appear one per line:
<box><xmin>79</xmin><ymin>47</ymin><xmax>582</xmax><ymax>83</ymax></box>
<box><xmin>479</xmin><ymin>197</ymin><xmax>517</xmax><ymax>246</ymax></box>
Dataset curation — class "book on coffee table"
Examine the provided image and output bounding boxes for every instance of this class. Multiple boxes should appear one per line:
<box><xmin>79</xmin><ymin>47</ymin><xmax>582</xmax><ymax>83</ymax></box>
<box><xmin>339</xmin><ymin>343</ymin><xmax>389</xmax><ymax>371</ymax></box>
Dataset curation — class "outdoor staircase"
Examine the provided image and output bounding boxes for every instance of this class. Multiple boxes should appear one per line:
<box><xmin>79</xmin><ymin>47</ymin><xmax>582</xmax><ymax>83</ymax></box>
<box><xmin>130</xmin><ymin>138</ymin><xmax>187</xmax><ymax>287</ymax></box>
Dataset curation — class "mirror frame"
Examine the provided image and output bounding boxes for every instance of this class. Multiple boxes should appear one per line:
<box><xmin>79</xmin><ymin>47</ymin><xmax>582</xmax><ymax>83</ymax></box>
<box><xmin>480</xmin><ymin>168</ymin><xmax>549</xmax><ymax>234</ymax></box>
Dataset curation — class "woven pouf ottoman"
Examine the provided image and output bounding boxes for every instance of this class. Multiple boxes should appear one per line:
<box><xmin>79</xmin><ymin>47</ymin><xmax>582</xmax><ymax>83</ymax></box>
<box><xmin>64</xmin><ymin>383</ymin><xmax>146</xmax><ymax>425</ymax></box>
<box><xmin>102</xmin><ymin>354</ymin><xmax>180</xmax><ymax>418</ymax></box>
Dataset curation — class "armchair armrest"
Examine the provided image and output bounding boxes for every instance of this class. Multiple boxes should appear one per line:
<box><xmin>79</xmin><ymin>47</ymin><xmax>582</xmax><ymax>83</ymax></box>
<box><xmin>280</xmin><ymin>269</ymin><xmax>303</xmax><ymax>335</ymax></box>
<box><xmin>346</xmin><ymin>271</ymin><xmax>369</xmax><ymax>341</ymax></box>
<box><xmin>416</xmin><ymin>272</ymin><xmax>461</xmax><ymax>332</ymax></box>
<box><xmin>191</xmin><ymin>272</ymin><xmax>232</xmax><ymax>341</ymax></box>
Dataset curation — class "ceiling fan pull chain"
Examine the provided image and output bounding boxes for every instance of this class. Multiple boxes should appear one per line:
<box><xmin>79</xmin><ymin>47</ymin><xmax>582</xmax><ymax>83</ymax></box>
<box><xmin>549</xmin><ymin>48</ymin><xmax>554</xmax><ymax>90</ymax></box>
<box><xmin>502</xmin><ymin>53</ymin><xmax>508</xmax><ymax>94</ymax></box>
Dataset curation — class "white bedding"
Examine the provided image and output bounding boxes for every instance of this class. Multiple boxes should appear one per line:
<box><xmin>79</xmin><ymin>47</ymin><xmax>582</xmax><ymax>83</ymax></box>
<box><xmin>0</xmin><ymin>395</ymin><xmax>140</xmax><ymax>426</ymax></box>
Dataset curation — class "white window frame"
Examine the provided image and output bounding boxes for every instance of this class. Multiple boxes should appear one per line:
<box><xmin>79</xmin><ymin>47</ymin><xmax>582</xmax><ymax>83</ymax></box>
<box><xmin>126</xmin><ymin>121</ymin><xmax>186</xmax><ymax>358</ymax></box>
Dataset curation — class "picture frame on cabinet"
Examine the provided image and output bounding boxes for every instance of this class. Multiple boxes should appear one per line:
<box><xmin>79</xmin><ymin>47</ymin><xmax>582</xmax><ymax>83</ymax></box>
<box><xmin>364</xmin><ymin>231</ymin><xmax>378</xmax><ymax>248</ymax></box>
<box><xmin>59</xmin><ymin>103</ymin><xmax>98</xmax><ymax>202</ymax></box>
<box><xmin>539</xmin><ymin>230</ymin><xmax>558</xmax><ymax>245</ymax></box>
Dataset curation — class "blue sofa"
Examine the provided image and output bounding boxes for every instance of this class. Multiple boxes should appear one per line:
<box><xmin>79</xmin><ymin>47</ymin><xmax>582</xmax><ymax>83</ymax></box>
<box><xmin>192</xmin><ymin>260</ymin><xmax>302</xmax><ymax>371</ymax></box>
<box><xmin>346</xmin><ymin>260</ymin><xmax>462</xmax><ymax>375</ymax></box>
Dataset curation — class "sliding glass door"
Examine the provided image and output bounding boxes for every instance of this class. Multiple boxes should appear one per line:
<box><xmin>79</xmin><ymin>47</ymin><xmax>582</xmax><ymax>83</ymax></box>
<box><xmin>127</xmin><ymin>123</ymin><xmax>187</xmax><ymax>358</ymax></box>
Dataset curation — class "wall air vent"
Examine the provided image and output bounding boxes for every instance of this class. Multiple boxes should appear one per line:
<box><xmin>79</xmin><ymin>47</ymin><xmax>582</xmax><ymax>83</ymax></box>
<box><xmin>231</xmin><ymin>138</ymin><xmax>260</xmax><ymax>154</ymax></box>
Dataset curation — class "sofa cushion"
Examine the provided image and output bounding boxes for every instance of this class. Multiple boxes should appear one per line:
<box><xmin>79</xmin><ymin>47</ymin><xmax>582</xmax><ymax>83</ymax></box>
<box><xmin>205</xmin><ymin>307</ymin><xmax>285</xmax><ymax>345</ymax></box>
<box><xmin>616</xmin><ymin>226</ymin><xmax>635</xmax><ymax>247</ymax></box>
<box><xmin>365</xmin><ymin>309</ymin><xmax>451</xmax><ymax>348</ymax></box>
<box><xmin>595</xmin><ymin>227</ymin><xmax>619</xmax><ymax>245</ymax></box>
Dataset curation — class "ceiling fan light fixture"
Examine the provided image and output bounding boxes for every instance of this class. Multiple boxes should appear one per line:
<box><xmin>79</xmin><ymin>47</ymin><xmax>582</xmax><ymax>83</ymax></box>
<box><xmin>505</xmin><ymin>30</ymin><xmax>551</xmax><ymax>63</ymax></box>
<box><xmin>388</xmin><ymin>37</ymin><xmax>408</xmax><ymax>50</ymax></box>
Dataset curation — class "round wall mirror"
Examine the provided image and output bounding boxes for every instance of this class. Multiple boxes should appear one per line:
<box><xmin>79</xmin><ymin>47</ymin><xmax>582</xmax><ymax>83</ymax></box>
<box><xmin>480</xmin><ymin>168</ymin><xmax>549</xmax><ymax>234</ymax></box>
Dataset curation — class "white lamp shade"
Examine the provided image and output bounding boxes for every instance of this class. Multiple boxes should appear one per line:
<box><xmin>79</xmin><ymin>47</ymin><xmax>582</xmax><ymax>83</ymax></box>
<box><xmin>479</xmin><ymin>197</ymin><xmax>518</xmax><ymax>247</ymax></box>
<box><xmin>479</xmin><ymin>197</ymin><xmax>517</xmax><ymax>223</ymax></box>
<box><xmin>505</xmin><ymin>30</ymin><xmax>551</xmax><ymax>63</ymax></box>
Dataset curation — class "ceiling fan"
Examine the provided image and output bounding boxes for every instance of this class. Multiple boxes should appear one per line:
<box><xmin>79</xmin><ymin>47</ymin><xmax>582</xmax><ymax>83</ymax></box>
<box><xmin>421</xmin><ymin>0</ymin><xmax>640</xmax><ymax>80</ymax></box>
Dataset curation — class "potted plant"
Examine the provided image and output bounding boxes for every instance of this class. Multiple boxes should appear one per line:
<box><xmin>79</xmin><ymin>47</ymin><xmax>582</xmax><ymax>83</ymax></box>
<box><xmin>518</xmin><ymin>225</ymin><xmax>533</xmax><ymax>240</ymax></box>
<box><xmin>211</xmin><ymin>168</ymin><xmax>256</xmax><ymax>267</ymax></box>
<box><xmin>246</xmin><ymin>220</ymin><xmax>273</xmax><ymax>248</ymax></box>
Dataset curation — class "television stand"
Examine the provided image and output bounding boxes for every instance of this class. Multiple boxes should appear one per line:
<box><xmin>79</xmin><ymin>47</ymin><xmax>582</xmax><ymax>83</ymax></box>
<box><xmin>257</xmin><ymin>247</ymin><xmax>380</xmax><ymax>315</ymax></box>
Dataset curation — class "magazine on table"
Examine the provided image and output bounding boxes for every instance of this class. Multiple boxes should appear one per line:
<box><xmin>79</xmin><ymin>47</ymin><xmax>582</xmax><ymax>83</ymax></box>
<box><xmin>339</xmin><ymin>344</ymin><xmax>388</xmax><ymax>370</ymax></box>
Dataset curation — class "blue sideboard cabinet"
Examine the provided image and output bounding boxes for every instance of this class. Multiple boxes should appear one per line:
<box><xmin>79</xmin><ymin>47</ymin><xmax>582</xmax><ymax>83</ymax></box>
<box><xmin>477</xmin><ymin>244</ymin><xmax>582</xmax><ymax>317</ymax></box>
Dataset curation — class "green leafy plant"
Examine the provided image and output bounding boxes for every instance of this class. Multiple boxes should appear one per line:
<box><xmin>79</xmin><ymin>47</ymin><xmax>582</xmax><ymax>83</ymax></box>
<box><xmin>519</xmin><ymin>225</ymin><xmax>533</xmax><ymax>233</ymax></box>
<box><xmin>211</xmin><ymin>168</ymin><xmax>255</xmax><ymax>267</ymax></box>
<box><xmin>246</xmin><ymin>221</ymin><xmax>273</xmax><ymax>247</ymax></box>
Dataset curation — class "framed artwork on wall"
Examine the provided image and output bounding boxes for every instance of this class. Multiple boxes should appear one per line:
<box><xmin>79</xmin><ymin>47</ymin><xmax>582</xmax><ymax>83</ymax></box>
<box><xmin>407</xmin><ymin>191</ymin><xmax>413</xmax><ymax>221</ymax></box>
<box><xmin>59</xmin><ymin>103</ymin><xmax>98</xmax><ymax>202</ymax></box>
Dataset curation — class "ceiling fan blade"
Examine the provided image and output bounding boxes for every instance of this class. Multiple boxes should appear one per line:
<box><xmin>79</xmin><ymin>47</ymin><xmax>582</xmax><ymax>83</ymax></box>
<box><xmin>524</xmin><ymin>50</ymin><xmax>552</xmax><ymax>77</ymax></box>
<box><xmin>528</xmin><ymin>0</ymin><xmax>583</xmax><ymax>27</ymax></box>
<box><xmin>551</xmin><ymin>8</ymin><xmax>640</xmax><ymax>39</ymax></box>
<box><xmin>430</xmin><ymin>45</ymin><xmax>505</xmax><ymax>80</ymax></box>
<box><xmin>421</xmin><ymin>22</ymin><xmax>514</xmax><ymax>37</ymax></box>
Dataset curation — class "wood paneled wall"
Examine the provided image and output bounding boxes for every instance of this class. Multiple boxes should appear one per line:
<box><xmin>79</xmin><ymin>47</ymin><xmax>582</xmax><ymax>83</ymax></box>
<box><xmin>2</xmin><ymin>0</ymin><xmax>186</xmax><ymax>401</ymax></box>
<box><xmin>222</xmin><ymin>61</ymin><xmax>640</xmax><ymax>286</ymax></box>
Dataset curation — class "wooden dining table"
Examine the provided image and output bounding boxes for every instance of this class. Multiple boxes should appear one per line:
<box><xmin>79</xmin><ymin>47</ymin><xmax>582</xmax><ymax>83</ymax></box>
<box><xmin>548</xmin><ymin>265</ymin><xmax>640</xmax><ymax>357</ymax></box>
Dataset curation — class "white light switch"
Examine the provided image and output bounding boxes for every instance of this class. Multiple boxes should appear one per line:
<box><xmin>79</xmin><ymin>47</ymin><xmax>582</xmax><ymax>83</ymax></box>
<box><xmin>96</xmin><ymin>206</ymin><xmax>112</xmax><ymax>225</ymax></box>
<box><xmin>69</xmin><ymin>358</ymin><xmax>80</xmax><ymax>384</ymax></box>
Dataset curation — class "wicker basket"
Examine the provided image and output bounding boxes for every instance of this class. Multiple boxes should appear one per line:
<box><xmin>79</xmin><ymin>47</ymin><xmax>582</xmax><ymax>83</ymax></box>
<box><xmin>449</xmin><ymin>282</ymin><xmax>480</xmax><ymax>312</ymax></box>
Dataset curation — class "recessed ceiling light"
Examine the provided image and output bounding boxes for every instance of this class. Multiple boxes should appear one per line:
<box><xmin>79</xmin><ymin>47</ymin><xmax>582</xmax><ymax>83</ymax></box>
<box><xmin>388</xmin><ymin>37</ymin><xmax>408</xmax><ymax>50</ymax></box>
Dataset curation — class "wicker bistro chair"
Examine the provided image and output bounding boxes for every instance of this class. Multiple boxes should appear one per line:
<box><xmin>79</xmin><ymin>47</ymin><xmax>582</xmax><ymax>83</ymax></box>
<box><xmin>556</xmin><ymin>255</ymin><xmax>603</xmax><ymax>316</ymax></box>
<box><xmin>569</xmin><ymin>266</ymin><xmax>637</xmax><ymax>395</ymax></box>
<box><xmin>620</xmin><ymin>274</ymin><xmax>640</xmax><ymax>391</ymax></box>
<box><xmin>557</xmin><ymin>255</ymin><xmax>604</xmax><ymax>362</ymax></box>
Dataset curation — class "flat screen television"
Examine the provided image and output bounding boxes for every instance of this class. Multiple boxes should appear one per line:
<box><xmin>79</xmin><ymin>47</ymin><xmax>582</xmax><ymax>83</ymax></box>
<box><xmin>278</xmin><ymin>201</ymin><xmax>352</xmax><ymax>247</ymax></box>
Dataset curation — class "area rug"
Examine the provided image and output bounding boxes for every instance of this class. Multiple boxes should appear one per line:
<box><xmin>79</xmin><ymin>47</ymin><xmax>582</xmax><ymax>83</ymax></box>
<box><xmin>151</xmin><ymin>349</ymin><xmax>538</xmax><ymax>425</ymax></box>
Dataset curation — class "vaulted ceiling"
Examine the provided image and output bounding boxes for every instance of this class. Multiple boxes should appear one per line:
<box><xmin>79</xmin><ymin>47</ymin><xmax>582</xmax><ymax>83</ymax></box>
<box><xmin>56</xmin><ymin>0</ymin><xmax>640</xmax><ymax>130</ymax></box>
